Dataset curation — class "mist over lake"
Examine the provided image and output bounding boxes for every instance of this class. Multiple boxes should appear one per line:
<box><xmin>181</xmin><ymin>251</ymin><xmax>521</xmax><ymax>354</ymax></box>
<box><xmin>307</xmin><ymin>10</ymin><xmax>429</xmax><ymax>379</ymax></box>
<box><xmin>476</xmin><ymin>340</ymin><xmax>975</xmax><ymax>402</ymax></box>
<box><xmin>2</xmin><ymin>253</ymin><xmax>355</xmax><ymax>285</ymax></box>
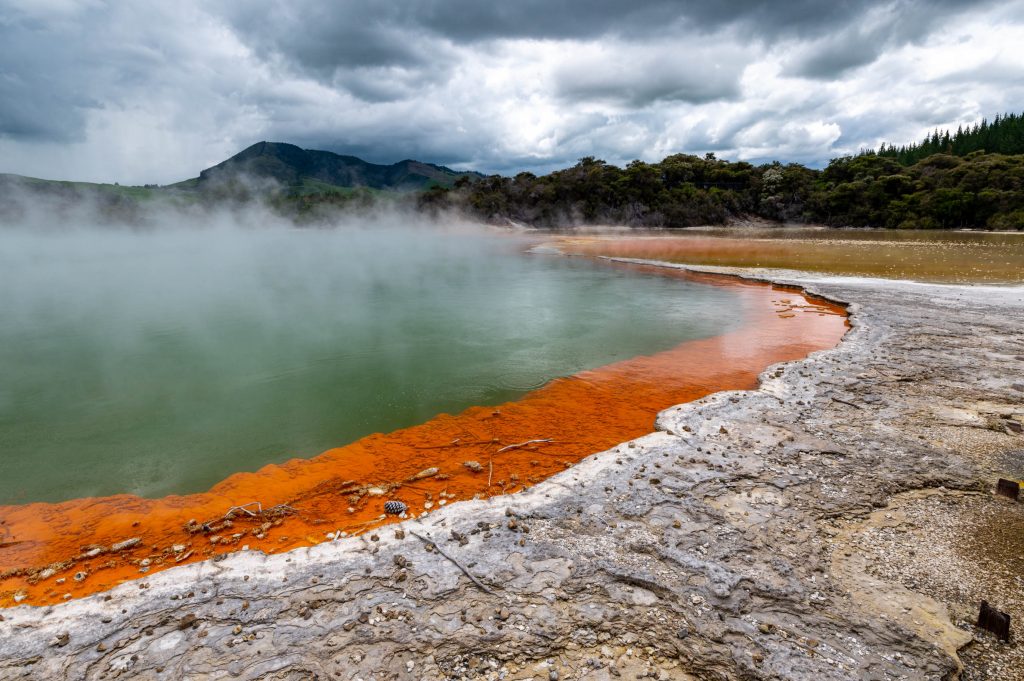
<box><xmin>0</xmin><ymin>217</ymin><xmax>743</xmax><ymax>504</ymax></box>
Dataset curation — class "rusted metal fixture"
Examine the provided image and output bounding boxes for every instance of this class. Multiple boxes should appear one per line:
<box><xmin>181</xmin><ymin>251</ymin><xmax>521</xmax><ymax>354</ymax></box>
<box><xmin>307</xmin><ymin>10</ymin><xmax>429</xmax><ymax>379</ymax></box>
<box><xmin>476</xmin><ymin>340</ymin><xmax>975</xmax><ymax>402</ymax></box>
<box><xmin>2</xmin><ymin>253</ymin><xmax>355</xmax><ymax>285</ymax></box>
<box><xmin>977</xmin><ymin>600</ymin><xmax>1011</xmax><ymax>642</ymax></box>
<box><xmin>996</xmin><ymin>478</ymin><xmax>1020</xmax><ymax>500</ymax></box>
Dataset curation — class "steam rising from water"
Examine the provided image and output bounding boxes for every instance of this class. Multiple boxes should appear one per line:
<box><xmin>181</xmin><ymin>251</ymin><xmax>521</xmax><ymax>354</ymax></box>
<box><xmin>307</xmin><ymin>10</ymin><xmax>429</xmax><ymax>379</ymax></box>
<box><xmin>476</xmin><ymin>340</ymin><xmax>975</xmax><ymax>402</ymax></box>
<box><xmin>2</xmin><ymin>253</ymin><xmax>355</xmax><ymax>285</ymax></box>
<box><xmin>0</xmin><ymin>206</ymin><xmax>742</xmax><ymax>503</ymax></box>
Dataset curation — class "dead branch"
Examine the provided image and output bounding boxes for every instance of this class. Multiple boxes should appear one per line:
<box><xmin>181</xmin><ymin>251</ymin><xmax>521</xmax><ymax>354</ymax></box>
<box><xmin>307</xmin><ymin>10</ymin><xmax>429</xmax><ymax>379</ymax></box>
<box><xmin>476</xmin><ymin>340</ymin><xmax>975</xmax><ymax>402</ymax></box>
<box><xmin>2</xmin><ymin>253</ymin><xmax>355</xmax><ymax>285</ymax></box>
<box><xmin>831</xmin><ymin>397</ymin><xmax>864</xmax><ymax>410</ymax></box>
<box><xmin>412</xmin><ymin>438</ymin><xmax>496</xmax><ymax>450</ymax></box>
<box><xmin>409</xmin><ymin>530</ymin><xmax>496</xmax><ymax>595</ymax></box>
<box><xmin>497</xmin><ymin>438</ymin><xmax>554</xmax><ymax>453</ymax></box>
<box><xmin>225</xmin><ymin>502</ymin><xmax>263</xmax><ymax>518</ymax></box>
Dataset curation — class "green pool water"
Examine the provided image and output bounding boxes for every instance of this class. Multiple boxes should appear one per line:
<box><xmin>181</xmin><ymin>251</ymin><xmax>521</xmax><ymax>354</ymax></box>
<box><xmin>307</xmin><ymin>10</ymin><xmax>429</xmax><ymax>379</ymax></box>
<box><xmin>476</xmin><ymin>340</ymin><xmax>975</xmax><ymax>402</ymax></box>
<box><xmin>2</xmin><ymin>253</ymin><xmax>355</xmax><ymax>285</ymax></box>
<box><xmin>0</xmin><ymin>223</ymin><xmax>743</xmax><ymax>504</ymax></box>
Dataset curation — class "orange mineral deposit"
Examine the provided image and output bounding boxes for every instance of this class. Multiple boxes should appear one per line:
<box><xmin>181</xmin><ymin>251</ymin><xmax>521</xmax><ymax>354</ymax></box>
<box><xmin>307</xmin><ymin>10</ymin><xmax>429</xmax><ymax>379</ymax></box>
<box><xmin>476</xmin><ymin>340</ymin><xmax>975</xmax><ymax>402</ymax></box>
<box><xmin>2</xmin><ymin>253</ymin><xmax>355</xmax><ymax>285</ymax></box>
<box><xmin>0</xmin><ymin>262</ymin><xmax>846</xmax><ymax>606</ymax></box>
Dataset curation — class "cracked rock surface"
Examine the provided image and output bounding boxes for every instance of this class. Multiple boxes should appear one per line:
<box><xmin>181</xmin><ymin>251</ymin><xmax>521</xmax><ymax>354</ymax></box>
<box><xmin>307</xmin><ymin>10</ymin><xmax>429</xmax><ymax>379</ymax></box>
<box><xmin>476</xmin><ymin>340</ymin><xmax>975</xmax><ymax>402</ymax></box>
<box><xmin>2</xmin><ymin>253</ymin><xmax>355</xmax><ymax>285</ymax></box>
<box><xmin>1</xmin><ymin>266</ymin><xmax>1022</xmax><ymax>681</ymax></box>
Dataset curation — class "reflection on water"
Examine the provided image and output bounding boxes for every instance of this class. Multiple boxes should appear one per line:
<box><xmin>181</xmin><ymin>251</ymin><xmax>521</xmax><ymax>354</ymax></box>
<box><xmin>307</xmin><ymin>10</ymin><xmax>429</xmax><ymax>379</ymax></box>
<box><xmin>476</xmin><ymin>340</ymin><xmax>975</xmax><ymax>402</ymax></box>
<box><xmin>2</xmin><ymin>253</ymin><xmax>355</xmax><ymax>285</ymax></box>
<box><xmin>0</xmin><ymin>224</ymin><xmax>743</xmax><ymax>503</ymax></box>
<box><xmin>564</xmin><ymin>228</ymin><xmax>1024</xmax><ymax>283</ymax></box>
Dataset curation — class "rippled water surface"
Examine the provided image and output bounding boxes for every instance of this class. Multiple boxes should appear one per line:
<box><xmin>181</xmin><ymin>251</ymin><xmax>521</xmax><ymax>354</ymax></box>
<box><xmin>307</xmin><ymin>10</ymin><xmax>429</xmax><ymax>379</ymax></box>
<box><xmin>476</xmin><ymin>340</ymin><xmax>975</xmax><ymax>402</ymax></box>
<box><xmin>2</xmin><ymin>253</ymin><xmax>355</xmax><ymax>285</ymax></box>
<box><xmin>0</xmin><ymin>224</ymin><xmax>743</xmax><ymax>503</ymax></box>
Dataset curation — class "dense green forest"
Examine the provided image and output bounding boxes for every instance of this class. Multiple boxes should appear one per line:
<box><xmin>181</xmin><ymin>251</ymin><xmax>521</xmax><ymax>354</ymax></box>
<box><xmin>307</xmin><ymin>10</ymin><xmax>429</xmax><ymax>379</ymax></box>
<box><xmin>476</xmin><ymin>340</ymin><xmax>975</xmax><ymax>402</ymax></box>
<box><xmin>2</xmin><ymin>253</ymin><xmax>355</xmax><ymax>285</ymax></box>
<box><xmin>875</xmin><ymin>112</ymin><xmax>1024</xmax><ymax>165</ymax></box>
<box><xmin>419</xmin><ymin>149</ymin><xmax>1024</xmax><ymax>230</ymax></box>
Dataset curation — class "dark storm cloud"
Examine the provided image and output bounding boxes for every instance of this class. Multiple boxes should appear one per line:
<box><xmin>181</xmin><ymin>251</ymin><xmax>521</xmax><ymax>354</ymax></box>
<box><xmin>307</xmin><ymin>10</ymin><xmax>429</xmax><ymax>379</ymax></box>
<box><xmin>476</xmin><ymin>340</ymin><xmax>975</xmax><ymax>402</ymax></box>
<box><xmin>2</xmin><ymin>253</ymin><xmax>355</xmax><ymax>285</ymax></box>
<box><xmin>791</xmin><ymin>35</ymin><xmax>887</xmax><ymax>80</ymax></box>
<box><xmin>214</xmin><ymin>0</ymin><xmax>964</xmax><ymax>81</ymax></box>
<box><xmin>785</xmin><ymin>0</ymin><xmax>997</xmax><ymax>79</ymax></box>
<box><xmin>0</xmin><ymin>0</ymin><xmax>1021</xmax><ymax>183</ymax></box>
<box><xmin>209</xmin><ymin>0</ymin><xmax>994</xmax><ymax>113</ymax></box>
<box><xmin>218</xmin><ymin>0</ymin><xmax>962</xmax><ymax>56</ymax></box>
<box><xmin>0</xmin><ymin>10</ymin><xmax>96</xmax><ymax>141</ymax></box>
<box><xmin>551</xmin><ymin>43</ymin><xmax>748</xmax><ymax>106</ymax></box>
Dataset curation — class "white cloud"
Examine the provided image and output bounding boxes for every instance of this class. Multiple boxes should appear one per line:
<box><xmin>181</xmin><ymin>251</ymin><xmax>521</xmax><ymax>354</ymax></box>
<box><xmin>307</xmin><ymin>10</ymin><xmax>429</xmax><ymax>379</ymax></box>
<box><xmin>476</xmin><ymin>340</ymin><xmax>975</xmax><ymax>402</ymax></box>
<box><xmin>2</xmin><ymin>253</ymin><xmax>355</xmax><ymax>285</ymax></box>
<box><xmin>0</xmin><ymin>0</ymin><xmax>1022</xmax><ymax>183</ymax></box>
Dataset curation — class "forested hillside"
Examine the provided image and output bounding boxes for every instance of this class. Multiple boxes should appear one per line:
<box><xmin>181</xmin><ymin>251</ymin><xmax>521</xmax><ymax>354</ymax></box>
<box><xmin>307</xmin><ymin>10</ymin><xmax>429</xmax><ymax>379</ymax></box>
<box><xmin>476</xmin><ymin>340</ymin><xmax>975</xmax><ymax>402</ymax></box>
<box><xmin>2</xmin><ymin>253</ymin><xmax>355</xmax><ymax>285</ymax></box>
<box><xmin>422</xmin><ymin>150</ymin><xmax>1024</xmax><ymax>230</ymax></box>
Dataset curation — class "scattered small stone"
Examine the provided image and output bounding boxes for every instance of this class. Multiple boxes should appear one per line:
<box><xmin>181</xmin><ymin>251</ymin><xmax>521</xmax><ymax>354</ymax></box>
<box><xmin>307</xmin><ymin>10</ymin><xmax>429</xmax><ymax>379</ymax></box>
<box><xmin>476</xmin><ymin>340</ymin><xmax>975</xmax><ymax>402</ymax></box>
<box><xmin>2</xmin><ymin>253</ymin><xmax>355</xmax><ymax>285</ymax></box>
<box><xmin>463</xmin><ymin>461</ymin><xmax>483</xmax><ymax>473</ymax></box>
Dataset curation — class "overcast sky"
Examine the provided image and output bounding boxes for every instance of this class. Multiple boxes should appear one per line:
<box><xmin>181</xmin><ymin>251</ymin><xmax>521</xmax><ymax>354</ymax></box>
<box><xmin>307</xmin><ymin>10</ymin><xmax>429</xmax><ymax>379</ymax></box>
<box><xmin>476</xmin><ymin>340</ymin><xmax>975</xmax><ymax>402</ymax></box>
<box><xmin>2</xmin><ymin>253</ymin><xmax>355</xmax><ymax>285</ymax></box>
<box><xmin>1</xmin><ymin>0</ymin><xmax>1023</xmax><ymax>184</ymax></box>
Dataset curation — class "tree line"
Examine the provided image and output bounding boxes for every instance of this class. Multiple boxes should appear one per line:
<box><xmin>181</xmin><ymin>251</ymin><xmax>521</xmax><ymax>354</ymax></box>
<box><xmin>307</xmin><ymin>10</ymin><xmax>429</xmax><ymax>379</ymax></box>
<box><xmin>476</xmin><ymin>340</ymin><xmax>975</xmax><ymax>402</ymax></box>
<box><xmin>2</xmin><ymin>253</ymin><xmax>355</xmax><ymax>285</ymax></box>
<box><xmin>413</xmin><ymin>149</ymin><xmax>1023</xmax><ymax>230</ymax></box>
<box><xmin>875</xmin><ymin>112</ymin><xmax>1024</xmax><ymax>165</ymax></box>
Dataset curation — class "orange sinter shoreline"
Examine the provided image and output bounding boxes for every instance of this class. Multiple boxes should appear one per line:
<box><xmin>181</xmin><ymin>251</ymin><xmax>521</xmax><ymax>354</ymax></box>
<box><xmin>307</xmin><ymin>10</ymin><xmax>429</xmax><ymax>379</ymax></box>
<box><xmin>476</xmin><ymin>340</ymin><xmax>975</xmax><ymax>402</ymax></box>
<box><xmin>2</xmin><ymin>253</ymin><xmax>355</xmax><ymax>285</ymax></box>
<box><xmin>0</xmin><ymin>261</ymin><xmax>847</xmax><ymax>607</ymax></box>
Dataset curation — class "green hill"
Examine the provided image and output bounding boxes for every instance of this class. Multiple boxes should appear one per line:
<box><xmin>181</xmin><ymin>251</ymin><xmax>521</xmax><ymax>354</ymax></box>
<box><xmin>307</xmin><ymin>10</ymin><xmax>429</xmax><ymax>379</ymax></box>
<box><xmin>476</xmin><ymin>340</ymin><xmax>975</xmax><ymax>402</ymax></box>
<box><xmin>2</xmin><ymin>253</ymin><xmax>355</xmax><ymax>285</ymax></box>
<box><xmin>195</xmin><ymin>142</ymin><xmax>480</xmax><ymax>193</ymax></box>
<box><xmin>0</xmin><ymin>144</ymin><xmax>483</xmax><ymax>222</ymax></box>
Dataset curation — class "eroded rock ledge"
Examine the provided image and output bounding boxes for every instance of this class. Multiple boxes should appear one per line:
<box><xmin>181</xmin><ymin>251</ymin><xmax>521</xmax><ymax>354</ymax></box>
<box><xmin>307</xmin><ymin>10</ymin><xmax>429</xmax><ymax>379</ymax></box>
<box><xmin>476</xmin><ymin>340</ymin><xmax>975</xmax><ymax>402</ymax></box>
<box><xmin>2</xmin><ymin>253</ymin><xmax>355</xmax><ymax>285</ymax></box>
<box><xmin>2</xmin><ymin>266</ymin><xmax>1022</xmax><ymax>681</ymax></box>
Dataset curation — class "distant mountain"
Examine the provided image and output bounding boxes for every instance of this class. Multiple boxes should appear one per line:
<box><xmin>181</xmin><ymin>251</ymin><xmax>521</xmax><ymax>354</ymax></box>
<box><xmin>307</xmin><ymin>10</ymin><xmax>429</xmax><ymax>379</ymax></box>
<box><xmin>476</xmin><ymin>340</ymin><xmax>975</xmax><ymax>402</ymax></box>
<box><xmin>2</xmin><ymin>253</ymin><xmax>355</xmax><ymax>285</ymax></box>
<box><xmin>194</xmin><ymin>142</ymin><xmax>481</xmax><ymax>193</ymax></box>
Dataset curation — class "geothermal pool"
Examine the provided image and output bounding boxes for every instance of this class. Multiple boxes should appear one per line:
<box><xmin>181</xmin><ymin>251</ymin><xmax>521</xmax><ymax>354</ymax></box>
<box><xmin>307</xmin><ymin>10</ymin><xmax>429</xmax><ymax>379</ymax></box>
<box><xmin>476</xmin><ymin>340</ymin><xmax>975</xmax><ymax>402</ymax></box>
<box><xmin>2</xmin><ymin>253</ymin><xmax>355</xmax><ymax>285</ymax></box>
<box><xmin>0</xmin><ymin>224</ymin><xmax>743</xmax><ymax>504</ymax></box>
<box><xmin>0</xmin><ymin>222</ymin><xmax>848</xmax><ymax>605</ymax></box>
